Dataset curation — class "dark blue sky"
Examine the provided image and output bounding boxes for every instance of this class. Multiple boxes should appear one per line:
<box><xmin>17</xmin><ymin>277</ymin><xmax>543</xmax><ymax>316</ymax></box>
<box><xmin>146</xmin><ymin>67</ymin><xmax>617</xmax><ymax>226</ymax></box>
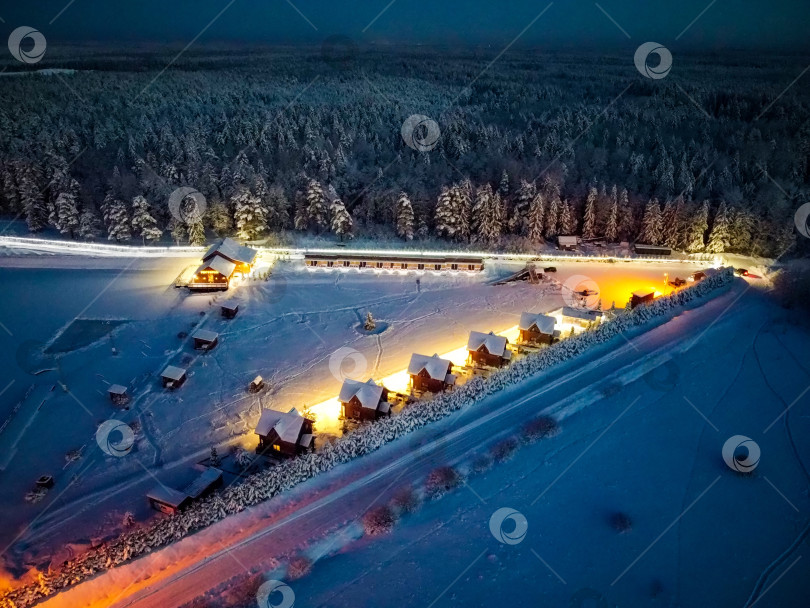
<box><xmin>2</xmin><ymin>0</ymin><xmax>809</xmax><ymax>50</ymax></box>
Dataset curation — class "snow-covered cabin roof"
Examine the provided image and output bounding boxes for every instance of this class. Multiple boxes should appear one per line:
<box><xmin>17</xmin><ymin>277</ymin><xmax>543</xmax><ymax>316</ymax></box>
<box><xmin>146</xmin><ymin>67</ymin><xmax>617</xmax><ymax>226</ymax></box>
<box><xmin>183</xmin><ymin>467</ymin><xmax>222</xmax><ymax>499</ymax></box>
<box><xmin>197</xmin><ymin>256</ymin><xmax>236</xmax><ymax>279</ymax></box>
<box><xmin>203</xmin><ymin>238</ymin><xmax>257</xmax><ymax>265</ymax></box>
<box><xmin>339</xmin><ymin>378</ymin><xmax>386</xmax><ymax>410</ymax></box>
<box><xmin>192</xmin><ymin>329</ymin><xmax>219</xmax><ymax>343</ymax></box>
<box><xmin>108</xmin><ymin>384</ymin><xmax>127</xmax><ymax>395</ymax></box>
<box><xmin>557</xmin><ymin>306</ymin><xmax>603</xmax><ymax>321</ymax></box>
<box><xmin>518</xmin><ymin>313</ymin><xmax>556</xmax><ymax>334</ymax></box>
<box><xmin>147</xmin><ymin>485</ymin><xmax>188</xmax><ymax>508</ymax></box>
<box><xmin>632</xmin><ymin>289</ymin><xmax>655</xmax><ymax>298</ymax></box>
<box><xmin>467</xmin><ymin>331</ymin><xmax>509</xmax><ymax>356</ymax></box>
<box><xmin>255</xmin><ymin>408</ymin><xmax>307</xmax><ymax>443</ymax></box>
<box><xmin>408</xmin><ymin>353</ymin><xmax>452</xmax><ymax>380</ymax></box>
<box><xmin>161</xmin><ymin>365</ymin><xmax>186</xmax><ymax>381</ymax></box>
<box><xmin>558</xmin><ymin>235</ymin><xmax>579</xmax><ymax>245</ymax></box>
<box><xmin>221</xmin><ymin>302</ymin><xmax>239</xmax><ymax>312</ymax></box>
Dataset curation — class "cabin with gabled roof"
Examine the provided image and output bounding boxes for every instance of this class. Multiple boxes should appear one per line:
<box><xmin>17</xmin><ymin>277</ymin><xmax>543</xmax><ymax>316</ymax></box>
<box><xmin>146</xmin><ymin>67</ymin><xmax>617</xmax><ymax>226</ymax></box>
<box><xmin>467</xmin><ymin>331</ymin><xmax>512</xmax><ymax>368</ymax></box>
<box><xmin>255</xmin><ymin>408</ymin><xmax>315</xmax><ymax>457</ymax></box>
<box><xmin>339</xmin><ymin>378</ymin><xmax>391</xmax><ymax>421</ymax></box>
<box><xmin>518</xmin><ymin>313</ymin><xmax>557</xmax><ymax>346</ymax></box>
<box><xmin>188</xmin><ymin>238</ymin><xmax>258</xmax><ymax>291</ymax></box>
<box><xmin>160</xmin><ymin>365</ymin><xmax>187</xmax><ymax>389</ymax></box>
<box><xmin>630</xmin><ymin>289</ymin><xmax>656</xmax><ymax>309</ymax></box>
<box><xmin>408</xmin><ymin>353</ymin><xmax>456</xmax><ymax>393</ymax></box>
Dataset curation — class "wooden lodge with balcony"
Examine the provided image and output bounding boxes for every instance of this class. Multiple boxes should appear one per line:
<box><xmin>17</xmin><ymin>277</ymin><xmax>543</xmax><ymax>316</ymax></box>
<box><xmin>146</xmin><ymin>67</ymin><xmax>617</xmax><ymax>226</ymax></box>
<box><xmin>518</xmin><ymin>313</ymin><xmax>557</xmax><ymax>346</ymax></box>
<box><xmin>188</xmin><ymin>238</ymin><xmax>258</xmax><ymax>291</ymax></box>
<box><xmin>467</xmin><ymin>331</ymin><xmax>512</xmax><ymax>368</ymax></box>
<box><xmin>339</xmin><ymin>378</ymin><xmax>391</xmax><ymax>421</ymax></box>
<box><xmin>255</xmin><ymin>408</ymin><xmax>315</xmax><ymax>457</ymax></box>
<box><xmin>408</xmin><ymin>353</ymin><xmax>456</xmax><ymax>393</ymax></box>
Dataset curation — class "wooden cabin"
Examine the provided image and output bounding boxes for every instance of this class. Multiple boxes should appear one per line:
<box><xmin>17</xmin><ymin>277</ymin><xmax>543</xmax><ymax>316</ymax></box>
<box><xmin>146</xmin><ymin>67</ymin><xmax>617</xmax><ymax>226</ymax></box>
<box><xmin>304</xmin><ymin>252</ymin><xmax>484</xmax><ymax>273</ymax></box>
<box><xmin>221</xmin><ymin>303</ymin><xmax>239</xmax><ymax>319</ymax></box>
<box><xmin>146</xmin><ymin>486</ymin><xmax>189</xmax><ymax>514</ymax></box>
<box><xmin>518</xmin><ymin>313</ymin><xmax>557</xmax><ymax>346</ymax></box>
<box><xmin>339</xmin><ymin>378</ymin><xmax>391</xmax><ymax>421</ymax></box>
<box><xmin>408</xmin><ymin>353</ymin><xmax>456</xmax><ymax>393</ymax></box>
<box><xmin>189</xmin><ymin>238</ymin><xmax>257</xmax><ymax>291</ymax></box>
<box><xmin>557</xmin><ymin>235</ymin><xmax>579</xmax><ymax>251</ymax></box>
<box><xmin>554</xmin><ymin>306</ymin><xmax>604</xmax><ymax>329</ymax></box>
<box><xmin>467</xmin><ymin>331</ymin><xmax>512</xmax><ymax>368</ymax></box>
<box><xmin>630</xmin><ymin>289</ymin><xmax>656</xmax><ymax>309</ymax></box>
<box><xmin>107</xmin><ymin>384</ymin><xmax>129</xmax><ymax>406</ymax></box>
<box><xmin>249</xmin><ymin>375</ymin><xmax>264</xmax><ymax>393</ymax></box>
<box><xmin>192</xmin><ymin>329</ymin><xmax>219</xmax><ymax>350</ymax></box>
<box><xmin>634</xmin><ymin>243</ymin><xmax>672</xmax><ymax>256</ymax></box>
<box><xmin>255</xmin><ymin>408</ymin><xmax>315</xmax><ymax>457</ymax></box>
<box><xmin>161</xmin><ymin>365</ymin><xmax>187</xmax><ymax>389</ymax></box>
<box><xmin>146</xmin><ymin>467</ymin><xmax>222</xmax><ymax>515</ymax></box>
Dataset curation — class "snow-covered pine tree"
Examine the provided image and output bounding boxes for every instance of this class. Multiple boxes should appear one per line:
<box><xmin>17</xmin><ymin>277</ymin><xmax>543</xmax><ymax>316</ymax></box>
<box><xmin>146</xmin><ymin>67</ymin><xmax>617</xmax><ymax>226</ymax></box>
<box><xmin>728</xmin><ymin>206</ymin><xmax>754</xmax><ymax>253</ymax></box>
<box><xmin>604</xmin><ymin>189</ymin><xmax>618</xmax><ymax>242</ymax></box>
<box><xmin>527</xmin><ymin>193</ymin><xmax>545</xmax><ymax>242</ymax></box>
<box><xmin>395</xmin><ymin>192</ymin><xmax>415</xmax><ymax>241</ymax></box>
<box><xmin>51</xmin><ymin>191</ymin><xmax>80</xmax><ymax>238</ymax></box>
<box><xmin>617</xmin><ymin>188</ymin><xmax>634</xmax><ymax>240</ymax></box>
<box><xmin>559</xmin><ymin>200</ymin><xmax>576</xmax><ymax>235</ymax></box>
<box><xmin>265</xmin><ymin>184</ymin><xmax>290</xmax><ymax>230</ymax></box>
<box><xmin>454</xmin><ymin>180</ymin><xmax>473</xmax><ymax>242</ymax></box>
<box><xmin>106</xmin><ymin>199</ymin><xmax>132</xmax><ymax>242</ymax></box>
<box><xmin>639</xmin><ymin>198</ymin><xmax>662</xmax><ymax>245</ymax></box>
<box><xmin>206</xmin><ymin>201</ymin><xmax>233</xmax><ymax>236</ymax></box>
<box><xmin>661</xmin><ymin>199</ymin><xmax>679</xmax><ymax>248</ymax></box>
<box><xmin>472</xmin><ymin>184</ymin><xmax>504</xmax><ymax>244</ymax></box>
<box><xmin>232</xmin><ymin>185</ymin><xmax>267</xmax><ymax>240</ymax></box>
<box><xmin>509</xmin><ymin>179</ymin><xmax>535</xmax><ymax>235</ymax></box>
<box><xmin>78</xmin><ymin>209</ymin><xmax>101</xmax><ymax>240</ymax></box>
<box><xmin>435</xmin><ymin>185</ymin><xmax>457</xmax><ymax>239</ymax></box>
<box><xmin>330</xmin><ymin>199</ymin><xmax>353</xmax><ymax>241</ymax></box>
<box><xmin>20</xmin><ymin>165</ymin><xmax>47</xmax><ymax>232</ymax></box>
<box><xmin>170</xmin><ymin>220</ymin><xmax>186</xmax><ymax>245</ymax></box>
<box><xmin>187</xmin><ymin>216</ymin><xmax>206</xmax><ymax>245</ymax></box>
<box><xmin>582</xmin><ymin>187</ymin><xmax>598</xmax><ymax>239</ymax></box>
<box><xmin>545</xmin><ymin>196</ymin><xmax>560</xmax><ymax>238</ymax></box>
<box><xmin>306</xmin><ymin>179</ymin><xmax>328</xmax><ymax>232</ymax></box>
<box><xmin>131</xmin><ymin>195</ymin><xmax>162</xmax><ymax>244</ymax></box>
<box><xmin>685</xmin><ymin>200</ymin><xmax>709</xmax><ymax>252</ymax></box>
<box><xmin>498</xmin><ymin>169</ymin><xmax>510</xmax><ymax>200</ymax></box>
<box><xmin>706</xmin><ymin>200</ymin><xmax>731</xmax><ymax>253</ymax></box>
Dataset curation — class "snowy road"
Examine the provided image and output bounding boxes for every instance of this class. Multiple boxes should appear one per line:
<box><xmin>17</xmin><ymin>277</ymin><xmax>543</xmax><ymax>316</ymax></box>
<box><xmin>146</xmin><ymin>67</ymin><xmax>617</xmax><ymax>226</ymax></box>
<box><xmin>36</xmin><ymin>280</ymin><xmax>759</xmax><ymax>608</ymax></box>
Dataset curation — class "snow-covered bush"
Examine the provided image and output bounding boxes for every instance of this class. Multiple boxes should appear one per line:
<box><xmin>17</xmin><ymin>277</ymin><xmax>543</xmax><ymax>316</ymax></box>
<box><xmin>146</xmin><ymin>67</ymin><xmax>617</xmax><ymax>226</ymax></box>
<box><xmin>0</xmin><ymin>269</ymin><xmax>734</xmax><ymax>608</ymax></box>
<box><xmin>363</xmin><ymin>505</ymin><xmax>397</xmax><ymax>536</ymax></box>
<box><xmin>391</xmin><ymin>486</ymin><xmax>420</xmax><ymax>515</ymax></box>
<box><xmin>471</xmin><ymin>453</ymin><xmax>494</xmax><ymax>474</ymax></box>
<box><xmin>490</xmin><ymin>437</ymin><xmax>519</xmax><ymax>463</ymax></box>
<box><xmin>424</xmin><ymin>466</ymin><xmax>462</xmax><ymax>500</ymax></box>
<box><xmin>523</xmin><ymin>416</ymin><xmax>559</xmax><ymax>442</ymax></box>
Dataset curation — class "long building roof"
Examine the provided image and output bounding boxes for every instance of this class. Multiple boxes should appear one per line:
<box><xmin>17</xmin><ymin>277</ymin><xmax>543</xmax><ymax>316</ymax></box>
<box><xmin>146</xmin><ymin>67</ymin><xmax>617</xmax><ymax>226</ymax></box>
<box><xmin>203</xmin><ymin>238</ymin><xmax>257</xmax><ymax>265</ymax></box>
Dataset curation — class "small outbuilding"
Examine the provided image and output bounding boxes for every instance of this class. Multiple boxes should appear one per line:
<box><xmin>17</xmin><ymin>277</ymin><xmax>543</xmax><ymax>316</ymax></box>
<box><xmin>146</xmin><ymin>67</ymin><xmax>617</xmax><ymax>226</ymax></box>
<box><xmin>467</xmin><ymin>331</ymin><xmax>512</xmax><ymax>368</ymax></box>
<box><xmin>182</xmin><ymin>467</ymin><xmax>223</xmax><ymax>500</ymax></box>
<box><xmin>161</xmin><ymin>365</ymin><xmax>187</xmax><ymax>389</ymax></box>
<box><xmin>339</xmin><ymin>378</ymin><xmax>391</xmax><ymax>421</ymax></box>
<box><xmin>146</xmin><ymin>485</ymin><xmax>190</xmax><ymax>515</ymax></box>
<box><xmin>249</xmin><ymin>375</ymin><xmax>265</xmax><ymax>393</ymax></box>
<box><xmin>553</xmin><ymin>306</ymin><xmax>604</xmax><ymax>329</ymax></box>
<box><xmin>108</xmin><ymin>384</ymin><xmax>129</xmax><ymax>406</ymax></box>
<box><xmin>255</xmin><ymin>408</ymin><xmax>315</xmax><ymax>457</ymax></box>
<box><xmin>634</xmin><ymin>243</ymin><xmax>672</xmax><ymax>256</ymax></box>
<box><xmin>518</xmin><ymin>313</ymin><xmax>557</xmax><ymax>346</ymax></box>
<box><xmin>221</xmin><ymin>303</ymin><xmax>239</xmax><ymax>319</ymax></box>
<box><xmin>630</xmin><ymin>289</ymin><xmax>656</xmax><ymax>309</ymax></box>
<box><xmin>192</xmin><ymin>329</ymin><xmax>219</xmax><ymax>350</ymax></box>
<box><xmin>408</xmin><ymin>353</ymin><xmax>456</xmax><ymax>393</ymax></box>
<box><xmin>558</xmin><ymin>235</ymin><xmax>579</xmax><ymax>251</ymax></box>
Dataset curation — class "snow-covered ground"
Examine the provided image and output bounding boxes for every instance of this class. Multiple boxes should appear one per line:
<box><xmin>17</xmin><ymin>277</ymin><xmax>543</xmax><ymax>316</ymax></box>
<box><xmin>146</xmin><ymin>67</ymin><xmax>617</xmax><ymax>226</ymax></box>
<box><xmin>0</xmin><ymin>251</ymin><xmax>705</xmax><ymax>578</ymax></box>
<box><xmin>23</xmin><ymin>277</ymin><xmax>809</xmax><ymax>608</ymax></box>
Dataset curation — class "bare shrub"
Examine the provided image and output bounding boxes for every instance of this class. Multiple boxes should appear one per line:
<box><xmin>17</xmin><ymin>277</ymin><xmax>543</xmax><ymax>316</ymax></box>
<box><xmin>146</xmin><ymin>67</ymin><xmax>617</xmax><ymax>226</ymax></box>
<box><xmin>471</xmin><ymin>453</ymin><xmax>494</xmax><ymax>474</ymax></box>
<box><xmin>490</xmin><ymin>437</ymin><xmax>519</xmax><ymax>462</ymax></box>
<box><xmin>363</xmin><ymin>505</ymin><xmax>397</xmax><ymax>536</ymax></box>
<box><xmin>610</xmin><ymin>512</ymin><xmax>632</xmax><ymax>534</ymax></box>
<box><xmin>523</xmin><ymin>416</ymin><xmax>559</xmax><ymax>443</ymax></box>
<box><xmin>424</xmin><ymin>466</ymin><xmax>461</xmax><ymax>499</ymax></box>
<box><xmin>287</xmin><ymin>555</ymin><xmax>312</xmax><ymax>580</ymax></box>
<box><xmin>391</xmin><ymin>486</ymin><xmax>420</xmax><ymax>515</ymax></box>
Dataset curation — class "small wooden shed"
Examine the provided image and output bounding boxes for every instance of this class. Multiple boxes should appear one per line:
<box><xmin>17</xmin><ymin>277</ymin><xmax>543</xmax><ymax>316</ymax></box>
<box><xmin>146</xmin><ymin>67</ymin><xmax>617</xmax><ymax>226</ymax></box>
<box><xmin>192</xmin><ymin>329</ymin><xmax>219</xmax><ymax>350</ymax></box>
<box><xmin>630</xmin><ymin>289</ymin><xmax>656</xmax><ymax>309</ymax></box>
<box><xmin>249</xmin><ymin>375</ymin><xmax>265</xmax><ymax>393</ymax></box>
<box><xmin>147</xmin><ymin>486</ymin><xmax>190</xmax><ymax>514</ymax></box>
<box><xmin>108</xmin><ymin>384</ymin><xmax>129</xmax><ymax>406</ymax></box>
<box><xmin>558</xmin><ymin>235</ymin><xmax>579</xmax><ymax>251</ymax></box>
<box><xmin>161</xmin><ymin>365</ymin><xmax>187</xmax><ymax>389</ymax></box>
<box><xmin>221</xmin><ymin>303</ymin><xmax>239</xmax><ymax>319</ymax></box>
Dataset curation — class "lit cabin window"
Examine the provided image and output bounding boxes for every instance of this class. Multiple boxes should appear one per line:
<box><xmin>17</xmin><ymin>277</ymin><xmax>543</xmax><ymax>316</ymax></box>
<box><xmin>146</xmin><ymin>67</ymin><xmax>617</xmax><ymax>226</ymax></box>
<box><xmin>359</xmin><ymin>261</ymin><xmax>367</xmax><ymax>268</ymax></box>
<box><xmin>327</xmin><ymin>261</ymin><xmax>334</xmax><ymax>267</ymax></box>
<box><xmin>376</xmin><ymin>262</ymin><xmax>384</xmax><ymax>268</ymax></box>
<box><xmin>468</xmin><ymin>264</ymin><xmax>475</xmax><ymax>271</ymax></box>
<box><xmin>343</xmin><ymin>260</ymin><xmax>350</xmax><ymax>267</ymax></box>
<box><xmin>434</xmin><ymin>264</ymin><xmax>441</xmax><ymax>270</ymax></box>
<box><xmin>451</xmin><ymin>263</ymin><xmax>458</xmax><ymax>270</ymax></box>
<box><xmin>273</xmin><ymin>444</ymin><xmax>280</xmax><ymax>451</ymax></box>
<box><xmin>417</xmin><ymin>263</ymin><xmax>425</xmax><ymax>270</ymax></box>
<box><xmin>401</xmin><ymin>263</ymin><xmax>408</xmax><ymax>269</ymax></box>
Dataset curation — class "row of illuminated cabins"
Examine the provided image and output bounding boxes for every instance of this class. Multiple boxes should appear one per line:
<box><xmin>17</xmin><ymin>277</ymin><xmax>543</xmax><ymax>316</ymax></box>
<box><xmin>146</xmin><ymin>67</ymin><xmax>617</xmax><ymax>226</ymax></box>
<box><xmin>251</xmin><ymin>308</ymin><xmax>604</xmax><ymax>460</ymax></box>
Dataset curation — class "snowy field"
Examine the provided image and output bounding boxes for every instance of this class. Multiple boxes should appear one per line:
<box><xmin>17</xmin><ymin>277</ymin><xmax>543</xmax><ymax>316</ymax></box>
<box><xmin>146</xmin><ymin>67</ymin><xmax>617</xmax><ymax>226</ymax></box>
<box><xmin>0</xmin><ymin>252</ymin><xmax>706</xmax><ymax>577</ymax></box>
<box><xmin>23</xmin><ymin>277</ymin><xmax>810</xmax><ymax>608</ymax></box>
